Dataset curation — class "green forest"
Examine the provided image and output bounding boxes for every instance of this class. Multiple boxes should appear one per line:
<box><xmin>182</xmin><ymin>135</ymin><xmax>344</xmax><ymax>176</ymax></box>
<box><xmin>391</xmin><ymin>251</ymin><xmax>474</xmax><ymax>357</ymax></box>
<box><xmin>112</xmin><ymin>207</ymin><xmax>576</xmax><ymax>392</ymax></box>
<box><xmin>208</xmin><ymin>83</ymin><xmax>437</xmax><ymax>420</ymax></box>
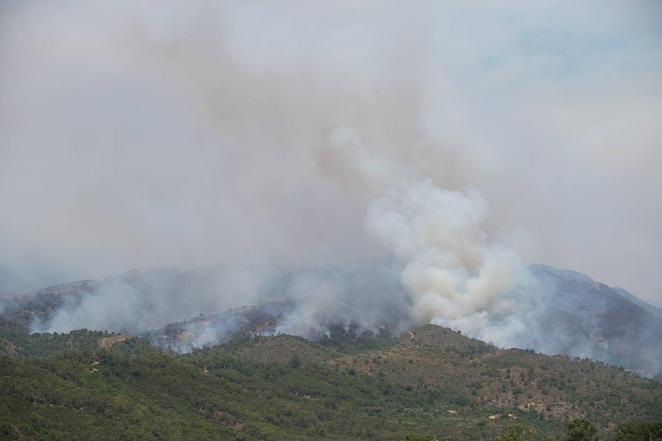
<box><xmin>1</xmin><ymin>326</ymin><xmax>660</xmax><ymax>440</ymax></box>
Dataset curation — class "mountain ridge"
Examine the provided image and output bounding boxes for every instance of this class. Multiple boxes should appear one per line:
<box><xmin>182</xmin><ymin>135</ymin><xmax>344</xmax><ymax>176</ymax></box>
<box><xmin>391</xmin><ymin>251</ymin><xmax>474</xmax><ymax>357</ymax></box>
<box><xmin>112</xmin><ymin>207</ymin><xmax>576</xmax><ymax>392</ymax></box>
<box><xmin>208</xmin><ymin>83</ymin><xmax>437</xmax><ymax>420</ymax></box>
<box><xmin>1</xmin><ymin>263</ymin><xmax>661</xmax><ymax>379</ymax></box>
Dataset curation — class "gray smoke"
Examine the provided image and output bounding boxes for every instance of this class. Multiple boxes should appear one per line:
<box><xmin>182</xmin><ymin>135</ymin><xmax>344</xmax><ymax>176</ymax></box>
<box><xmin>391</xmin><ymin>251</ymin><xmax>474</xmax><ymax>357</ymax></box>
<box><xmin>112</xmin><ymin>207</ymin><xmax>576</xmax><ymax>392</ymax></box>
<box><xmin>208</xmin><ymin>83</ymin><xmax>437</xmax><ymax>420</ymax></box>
<box><xmin>29</xmin><ymin>267</ymin><xmax>272</xmax><ymax>334</ymax></box>
<box><xmin>1</xmin><ymin>1</ymin><xmax>662</xmax><ymax>364</ymax></box>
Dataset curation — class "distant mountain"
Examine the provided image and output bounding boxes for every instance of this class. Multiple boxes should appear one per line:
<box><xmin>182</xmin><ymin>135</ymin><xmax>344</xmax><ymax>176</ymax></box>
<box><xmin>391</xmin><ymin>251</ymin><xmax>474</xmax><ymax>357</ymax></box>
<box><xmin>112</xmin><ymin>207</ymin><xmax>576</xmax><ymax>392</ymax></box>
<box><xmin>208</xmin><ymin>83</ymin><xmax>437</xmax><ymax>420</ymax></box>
<box><xmin>0</xmin><ymin>268</ymin><xmax>219</xmax><ymax>334</ymax></box>
<box><xmin>528</xmin><ymin>264</ymin><xmax>662</xmax><ymax>379</ymax></box>
<box><xmin>1</xmin><ymin>262</ymin><xmax>660</xmax><ymax>379</ymax></box>
<box><xmin>0</xmin><ymin>278</ymin><xmax>100</xmax><ymax>333</ymax></box>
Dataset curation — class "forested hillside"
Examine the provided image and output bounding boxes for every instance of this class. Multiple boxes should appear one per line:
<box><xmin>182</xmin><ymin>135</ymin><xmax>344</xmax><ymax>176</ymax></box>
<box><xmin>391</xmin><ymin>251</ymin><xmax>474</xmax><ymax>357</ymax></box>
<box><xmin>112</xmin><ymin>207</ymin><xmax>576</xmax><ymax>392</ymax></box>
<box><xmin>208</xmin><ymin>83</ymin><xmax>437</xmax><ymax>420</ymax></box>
<box><xmin>1</xmin><ymin>325</ymin><xmax>660</xmax><ymax>440</ymax></box>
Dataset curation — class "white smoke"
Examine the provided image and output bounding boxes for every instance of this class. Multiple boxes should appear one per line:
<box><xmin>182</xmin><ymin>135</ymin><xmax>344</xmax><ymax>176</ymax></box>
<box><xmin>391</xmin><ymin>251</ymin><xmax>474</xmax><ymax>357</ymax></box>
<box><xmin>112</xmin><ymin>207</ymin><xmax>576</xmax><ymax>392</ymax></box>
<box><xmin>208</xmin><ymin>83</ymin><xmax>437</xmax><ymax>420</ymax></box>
<box><xmin>29</xmin><ymin>267</ymin><xmax>271</xmax><ymax>334</ymax></box>
<box><xmin>1</xmin><ymin>1</ymin><xmax>661</xmax><ymax>364</ymax></box>
<box><xmin>274</xmin><ymin>274</ymin><xmax>344</xmax><ymax>337</ymax></box>
<box><xmin>366</xmin><ymin>179</ymin><xmax>534</xmax><ymax>346</ymax></box>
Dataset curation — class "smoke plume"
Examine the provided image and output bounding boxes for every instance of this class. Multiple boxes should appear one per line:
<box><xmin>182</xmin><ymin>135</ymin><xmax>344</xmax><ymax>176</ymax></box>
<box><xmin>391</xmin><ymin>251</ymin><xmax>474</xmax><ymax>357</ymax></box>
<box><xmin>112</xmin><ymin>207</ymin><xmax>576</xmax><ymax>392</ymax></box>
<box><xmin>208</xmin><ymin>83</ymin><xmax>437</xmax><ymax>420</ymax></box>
<box><xmin>1</xmin><ymin>1</ymin><xmax>662</xmax><ymax>360</ymax></box>
<box><xmin>367</xmin><ymin>180</ymin><xmax>533</xmax><ymax>347</ymax></box>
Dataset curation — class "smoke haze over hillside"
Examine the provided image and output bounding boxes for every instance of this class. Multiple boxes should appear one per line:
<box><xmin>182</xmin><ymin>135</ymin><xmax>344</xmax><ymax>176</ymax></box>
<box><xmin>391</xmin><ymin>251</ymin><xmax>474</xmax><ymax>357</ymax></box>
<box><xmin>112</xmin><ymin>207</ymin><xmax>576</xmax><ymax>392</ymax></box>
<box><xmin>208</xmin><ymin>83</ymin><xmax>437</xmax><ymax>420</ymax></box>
<box><xmin>1</xmin><ymin>0</ymin><xmax>662</xmax><ymax>346</ymax></box>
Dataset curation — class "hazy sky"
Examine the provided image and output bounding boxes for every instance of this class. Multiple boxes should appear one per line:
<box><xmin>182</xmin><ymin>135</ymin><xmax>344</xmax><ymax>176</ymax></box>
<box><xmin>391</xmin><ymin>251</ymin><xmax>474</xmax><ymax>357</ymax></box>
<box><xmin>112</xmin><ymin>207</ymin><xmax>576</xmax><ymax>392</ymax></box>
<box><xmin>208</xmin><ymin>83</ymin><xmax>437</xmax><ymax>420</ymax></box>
<box><xmin>1</xmin><ymin>1</ymin><xmax>661</xmax><ymax>303</ymax></box>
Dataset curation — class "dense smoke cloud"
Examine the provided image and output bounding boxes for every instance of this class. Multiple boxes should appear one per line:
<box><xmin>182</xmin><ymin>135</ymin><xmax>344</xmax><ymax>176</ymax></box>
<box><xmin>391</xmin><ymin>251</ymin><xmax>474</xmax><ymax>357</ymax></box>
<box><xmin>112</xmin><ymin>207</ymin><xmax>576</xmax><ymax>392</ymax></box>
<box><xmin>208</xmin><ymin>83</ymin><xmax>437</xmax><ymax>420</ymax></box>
<box><xmin>1</xmin><ymin>0</ymin><xmax>661</xmax><ymax>339</ymax></box>
<box><xmin>367</xmin><ymin>180</ymin><xmax>533</xmax><ymax>347</ymax></box>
